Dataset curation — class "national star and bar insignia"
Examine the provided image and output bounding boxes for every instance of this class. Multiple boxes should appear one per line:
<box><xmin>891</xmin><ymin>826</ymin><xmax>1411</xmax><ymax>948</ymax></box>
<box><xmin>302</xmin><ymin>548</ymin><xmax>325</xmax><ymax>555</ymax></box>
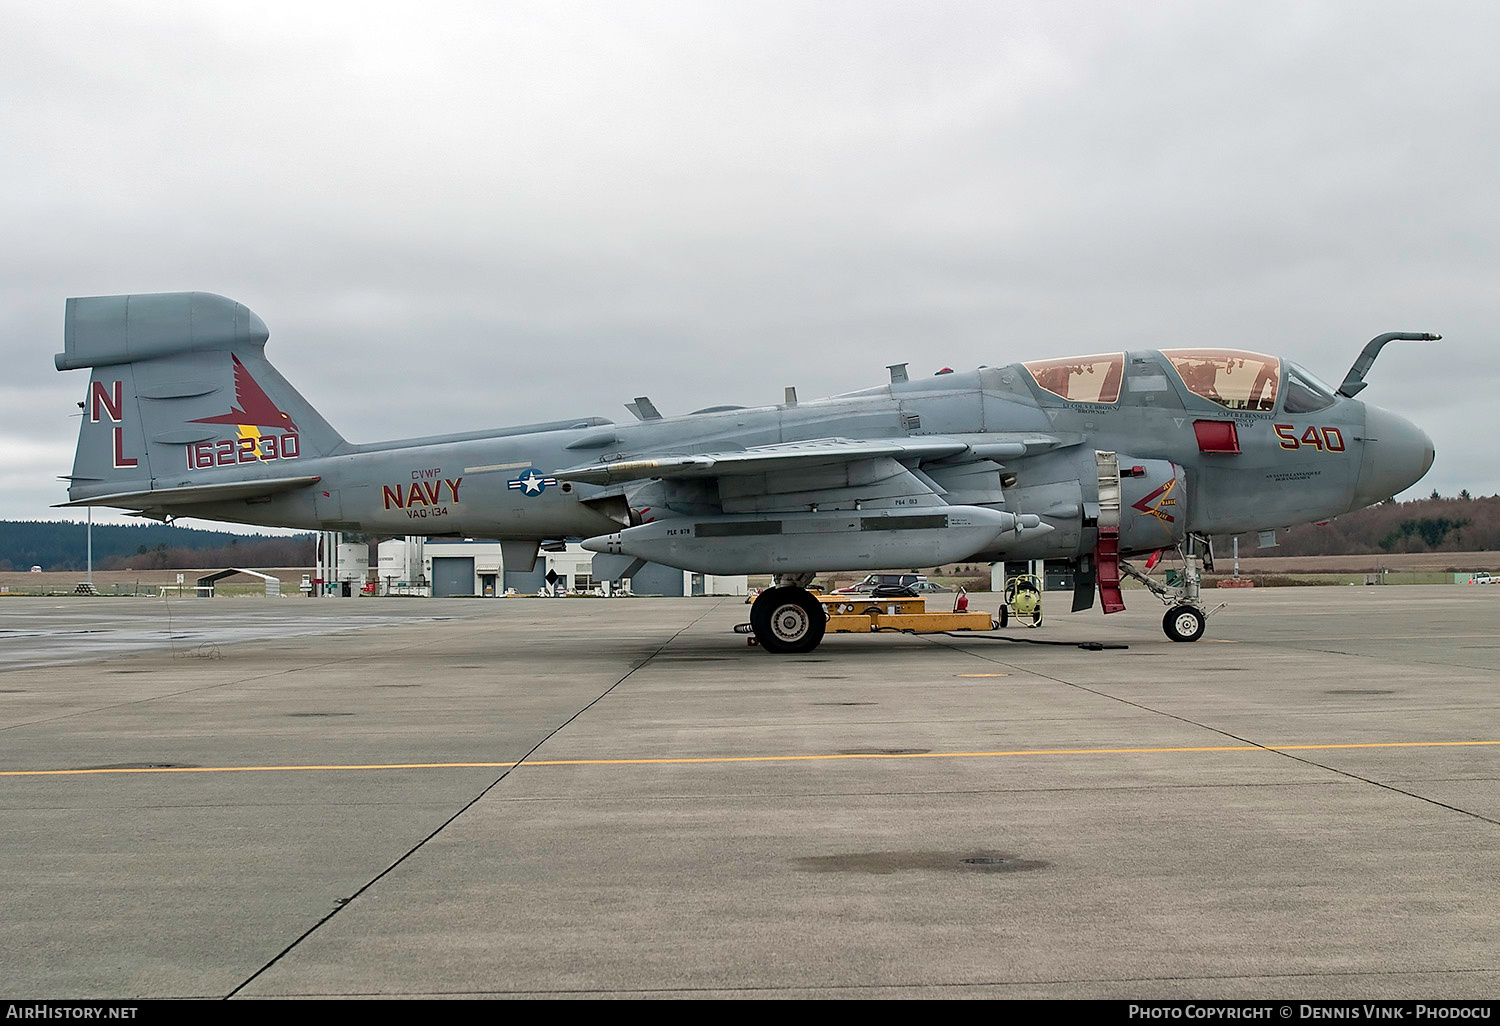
<box><xmin>508</xmin><ymin>468</ymin><xmax>558</xmax><ymax>495</ymax></box>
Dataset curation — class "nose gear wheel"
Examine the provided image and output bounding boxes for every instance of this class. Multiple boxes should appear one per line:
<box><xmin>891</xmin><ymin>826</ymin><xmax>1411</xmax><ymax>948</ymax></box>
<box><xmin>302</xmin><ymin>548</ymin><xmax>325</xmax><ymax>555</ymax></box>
<box><xmin>1164</xmin><ymin>605</ymin><xmax>1206</xmax><ymax>642</ymax></box>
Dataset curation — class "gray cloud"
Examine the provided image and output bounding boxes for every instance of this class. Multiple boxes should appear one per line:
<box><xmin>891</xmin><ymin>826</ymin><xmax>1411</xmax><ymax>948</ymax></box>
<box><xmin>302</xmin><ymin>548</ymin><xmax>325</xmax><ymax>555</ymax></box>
<box><xmin>2</xmin><ymin>0</ymin><xmax>1495</xmax><ymax>530</ymax></box>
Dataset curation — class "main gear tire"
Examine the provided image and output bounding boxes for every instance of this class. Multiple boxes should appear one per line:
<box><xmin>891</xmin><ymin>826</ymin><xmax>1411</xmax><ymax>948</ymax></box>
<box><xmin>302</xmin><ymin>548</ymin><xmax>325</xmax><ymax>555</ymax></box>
<box><xmin>751</xmin><ymin>587</ymin><xmax>827</xmax><ymax>654</ymax></box>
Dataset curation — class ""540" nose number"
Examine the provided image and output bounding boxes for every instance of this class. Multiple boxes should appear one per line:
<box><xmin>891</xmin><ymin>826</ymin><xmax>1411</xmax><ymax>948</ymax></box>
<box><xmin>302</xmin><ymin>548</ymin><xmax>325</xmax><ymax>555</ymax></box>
<box><xmin>1273</xmin><ymin>424</ymin><xmax>1345</xmax><ymax>452</ymax></box>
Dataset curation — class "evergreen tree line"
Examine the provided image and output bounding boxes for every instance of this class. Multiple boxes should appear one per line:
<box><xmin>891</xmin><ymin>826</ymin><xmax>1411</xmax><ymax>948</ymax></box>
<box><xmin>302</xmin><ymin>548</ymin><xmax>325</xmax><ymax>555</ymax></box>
<box><xmin>1213</xmin><ymin>494</ymin><xmax>1500</xmax><ymax>557</ymax></box>
<box><xmin>0</xmin><ymin>520</ymin><xmax>314</xmax><ymax>572</ymax></box>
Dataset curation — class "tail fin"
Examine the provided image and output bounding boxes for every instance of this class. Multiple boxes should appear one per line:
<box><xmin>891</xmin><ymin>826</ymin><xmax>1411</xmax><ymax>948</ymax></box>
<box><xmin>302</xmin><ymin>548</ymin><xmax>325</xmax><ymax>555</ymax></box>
<box><xmin>56</xmin><ymin>292</ymin><xmax>345</xmax><ymax>506</ymax></box>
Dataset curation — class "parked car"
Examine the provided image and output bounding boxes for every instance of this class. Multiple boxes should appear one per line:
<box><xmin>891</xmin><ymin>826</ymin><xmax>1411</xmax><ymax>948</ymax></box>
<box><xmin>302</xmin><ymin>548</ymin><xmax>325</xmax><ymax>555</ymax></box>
<box><xmin>834</xmin><ymin>573</ymin><xmax>932</xmax><ymax>595</ymax></box>
<box><xmin>1470</xmin><ymin>572</ymin><xmax>1498</xmax><ymax>585</ymax></box>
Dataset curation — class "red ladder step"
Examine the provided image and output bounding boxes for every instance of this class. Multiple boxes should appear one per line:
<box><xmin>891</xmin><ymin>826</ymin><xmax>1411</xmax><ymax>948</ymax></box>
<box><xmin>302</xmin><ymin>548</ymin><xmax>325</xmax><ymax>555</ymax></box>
<box><xmin>1096</xmin><ymin>527</ymin><xmax>1126</xmax><ymax>614</ymax></box>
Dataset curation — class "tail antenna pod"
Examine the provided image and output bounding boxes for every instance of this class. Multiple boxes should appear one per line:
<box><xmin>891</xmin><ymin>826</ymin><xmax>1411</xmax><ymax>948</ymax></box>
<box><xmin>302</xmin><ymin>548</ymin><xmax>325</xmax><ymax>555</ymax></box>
<box><xmin>1337</xmin><ymin>332</ymin><xmax>1441</xmax><ymax>398</ymax></box>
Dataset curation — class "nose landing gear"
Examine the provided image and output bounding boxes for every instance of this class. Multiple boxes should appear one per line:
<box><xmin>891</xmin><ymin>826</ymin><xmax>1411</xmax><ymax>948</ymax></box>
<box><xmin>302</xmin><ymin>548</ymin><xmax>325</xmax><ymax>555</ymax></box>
<box><xmin>1118</xmin><ymin>535</ymin><xmax>1226</xmax><ymax>643</ymax></box>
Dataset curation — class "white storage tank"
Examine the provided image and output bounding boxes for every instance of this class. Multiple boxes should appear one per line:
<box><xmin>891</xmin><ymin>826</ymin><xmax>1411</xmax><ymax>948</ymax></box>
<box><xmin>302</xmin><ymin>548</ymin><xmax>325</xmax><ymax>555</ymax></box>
<box><xmin>377</xmin><ymin>539</ymin><xmax>405</xmax><ymax>586</ymax></box>
<box><xmin>337</xmin><ymin>542</ymin><xmax>370</xmax><ymax>583</ymax></box>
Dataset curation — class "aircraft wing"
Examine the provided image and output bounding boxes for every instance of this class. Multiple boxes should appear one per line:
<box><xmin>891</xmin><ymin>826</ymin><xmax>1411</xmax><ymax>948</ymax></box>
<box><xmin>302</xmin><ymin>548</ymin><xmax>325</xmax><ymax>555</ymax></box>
<box><xmin>54</xmin><ymin>475</ymin><xmax>322</xmax><ymax>509</ymax></box>
<box><xmin>554</xmin><ymin>437</ymin><xmax>972</xmax><ymax>485</ymax></box>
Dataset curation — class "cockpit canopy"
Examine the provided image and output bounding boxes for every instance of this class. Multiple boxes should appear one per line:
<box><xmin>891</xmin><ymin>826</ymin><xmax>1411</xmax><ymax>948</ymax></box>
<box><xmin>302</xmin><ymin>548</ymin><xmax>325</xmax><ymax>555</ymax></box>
<box><xmin>1022</xmin><ymin>353</ymin><xmax>1124</xmax><ymax>404</ymax></box>
<box><xmin>1160</xmin><ymin>349</ymin><xmax>1279</xmax><ymax>411</ymax></box>
<box><xmin>1019</xmin><ymin>349</ymin><xmax>1342</xmax><ymax>414</ymax></box>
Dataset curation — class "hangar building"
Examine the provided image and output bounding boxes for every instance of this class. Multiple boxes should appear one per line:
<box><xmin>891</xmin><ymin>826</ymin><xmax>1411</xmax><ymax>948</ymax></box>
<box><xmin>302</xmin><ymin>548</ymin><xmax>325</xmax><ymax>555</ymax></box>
<box><xmin>370</xmin><ymin>536</ymin><xmax>747</xmax><ymax>598</ymax></box>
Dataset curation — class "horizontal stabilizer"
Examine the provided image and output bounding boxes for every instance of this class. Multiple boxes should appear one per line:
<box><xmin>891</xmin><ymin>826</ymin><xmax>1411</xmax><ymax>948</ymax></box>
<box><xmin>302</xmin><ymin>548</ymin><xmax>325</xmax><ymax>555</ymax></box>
<box><xmin>55</xmin><ymin>475</ymin><xmax>321</xmax><ymax>509</ymax></box>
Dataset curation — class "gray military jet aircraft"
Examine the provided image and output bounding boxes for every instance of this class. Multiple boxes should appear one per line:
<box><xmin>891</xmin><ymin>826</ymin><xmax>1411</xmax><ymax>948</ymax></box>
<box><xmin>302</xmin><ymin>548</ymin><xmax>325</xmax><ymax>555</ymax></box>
<box><xmin>55</xmin><ymin>292</ymin><xmax>1436</xmax><ymax>652</ymax></box>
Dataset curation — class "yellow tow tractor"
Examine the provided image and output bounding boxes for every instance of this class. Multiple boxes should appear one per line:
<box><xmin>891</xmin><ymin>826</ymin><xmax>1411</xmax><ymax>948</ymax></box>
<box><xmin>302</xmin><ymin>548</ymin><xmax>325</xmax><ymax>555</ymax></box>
<box><xmin>998</xmin><ymin>573</ymin><xmax>1044</xmax><ymax>628</ymax></box>
<box><xmin>739</xmin><ymin>580</ymin><xmax>1121</xmax><ymax>652</ymax></box>
<box><xmin>817</xmin><ymin>588</ymin><xmax>994</xmax><ymax>635</ymax></box>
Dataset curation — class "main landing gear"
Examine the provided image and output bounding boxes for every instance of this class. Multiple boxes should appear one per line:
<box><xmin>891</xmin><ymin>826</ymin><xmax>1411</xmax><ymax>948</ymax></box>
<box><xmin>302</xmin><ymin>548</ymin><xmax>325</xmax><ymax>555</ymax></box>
<box><xmin>1118</xmin><ymin>535</ymin><xmax>1226</xmax><ymax>643</ymax></box>
<box><xmin>749</xmin><ymin>574</ymin><xmax>827</xmax><ymax>654</ymax></box>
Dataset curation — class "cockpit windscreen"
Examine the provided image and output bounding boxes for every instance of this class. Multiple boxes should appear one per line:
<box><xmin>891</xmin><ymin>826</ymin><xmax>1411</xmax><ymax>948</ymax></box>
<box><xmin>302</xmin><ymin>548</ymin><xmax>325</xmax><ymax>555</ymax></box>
<box><xmin>1283</xmin><ymin>363</ymin><xmax>1339</xmax><ymax>413</ymax></box>
<box><xmin>1162</xmin><ymin>349</ymin><xmax>1280</xmax><ymax>411</ymax></box>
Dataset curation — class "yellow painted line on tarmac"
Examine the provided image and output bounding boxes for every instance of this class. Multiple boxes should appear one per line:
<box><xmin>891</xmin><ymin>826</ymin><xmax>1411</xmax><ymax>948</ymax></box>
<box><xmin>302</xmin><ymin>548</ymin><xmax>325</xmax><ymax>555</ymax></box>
<box><xmin>0</xmin><ymin>762</ymin><xmax>522</xmax><ymax>777</ymax></box>
<box><xmin>956</xmin><ymin>673</ymin><xmax>1009</xmax><ymax>677</ymax></box>
<box><xmin>2</xmin><ymin>740</ymin><xmax>1497</xmax><ymax>779</ymax></box>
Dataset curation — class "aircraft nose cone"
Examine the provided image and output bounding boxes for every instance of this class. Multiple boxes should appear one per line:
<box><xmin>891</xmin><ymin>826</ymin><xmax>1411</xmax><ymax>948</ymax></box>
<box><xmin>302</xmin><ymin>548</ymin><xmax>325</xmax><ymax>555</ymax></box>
<box><xmin>1353</xmin><ymin>406</ymin><xmax>1435</xmax><ymax>508</ymax></box>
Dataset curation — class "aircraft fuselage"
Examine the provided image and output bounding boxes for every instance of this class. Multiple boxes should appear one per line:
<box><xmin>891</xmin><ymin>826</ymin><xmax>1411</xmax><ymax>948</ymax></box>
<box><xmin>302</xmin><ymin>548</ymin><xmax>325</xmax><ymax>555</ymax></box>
<box><xmin>156</xmin><ymin>354</ymin><xmax>1429</xmax><ymax>565</ymax></box>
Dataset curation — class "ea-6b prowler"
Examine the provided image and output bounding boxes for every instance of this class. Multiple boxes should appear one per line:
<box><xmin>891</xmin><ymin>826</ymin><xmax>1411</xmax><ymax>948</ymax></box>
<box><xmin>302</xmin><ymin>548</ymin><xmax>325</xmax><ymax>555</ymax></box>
<box><xmin>56</xmin><ymin>292</ymin><xmax>1436</xmax><ymax>652</ymax></box>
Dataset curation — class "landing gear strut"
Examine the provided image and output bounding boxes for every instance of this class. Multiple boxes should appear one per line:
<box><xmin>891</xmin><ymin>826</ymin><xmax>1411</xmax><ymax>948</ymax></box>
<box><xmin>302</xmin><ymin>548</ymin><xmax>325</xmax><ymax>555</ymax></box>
<box><xmin>1118</xmin><ymin>534</ymin><xmax>1226</xmax><ymax>643</ymax></box>
<box><xmin>749</xmin><ymin>574</ymin><xmax>827</xmax><ymax>654</ymax></box>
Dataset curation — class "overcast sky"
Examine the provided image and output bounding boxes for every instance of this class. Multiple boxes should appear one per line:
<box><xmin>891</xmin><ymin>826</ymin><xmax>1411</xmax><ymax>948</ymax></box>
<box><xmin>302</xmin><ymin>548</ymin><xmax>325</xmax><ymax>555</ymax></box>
<box><xmin>2</xmin><ymin>0</ymin><xmax>1495</xmax><ymax>531</ymax></box>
